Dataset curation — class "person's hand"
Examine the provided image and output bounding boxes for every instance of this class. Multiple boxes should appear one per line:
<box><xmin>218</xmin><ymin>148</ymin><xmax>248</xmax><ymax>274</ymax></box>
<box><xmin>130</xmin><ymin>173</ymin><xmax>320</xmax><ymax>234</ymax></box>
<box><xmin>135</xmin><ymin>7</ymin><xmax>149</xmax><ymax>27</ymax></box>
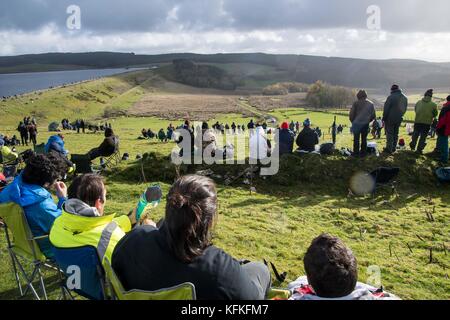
<box><xmin>55</xmin><ymin>181</ymin><xmax>68</xmax><ymax>199</ymax></box>
<box><xmin>141</xmin><ymin>218</ymin><xmax>157</xmax><ymax>228</ymax></box>
<box><xmin>128</xmin><ymin>208</ymin><xmax>138</xmax><ymax>226</ymax></box>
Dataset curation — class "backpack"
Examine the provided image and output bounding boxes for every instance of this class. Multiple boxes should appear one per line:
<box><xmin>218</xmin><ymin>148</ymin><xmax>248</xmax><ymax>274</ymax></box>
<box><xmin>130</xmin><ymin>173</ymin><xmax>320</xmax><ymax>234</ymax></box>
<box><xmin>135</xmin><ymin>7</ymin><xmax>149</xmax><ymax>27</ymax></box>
<box><xmin>436</xmin><ymin>167</ymin><xmax>450</xmax><ymax>183</ymax></box>
<box><xmin>370</xmin><ymin>167</ymin><xmax>400</xmax><ymax>184</ymax></box>
<box><xmin>320</xmin><ymin>143</ymin><xmax>335</xmax><ymax>155</ymax></box>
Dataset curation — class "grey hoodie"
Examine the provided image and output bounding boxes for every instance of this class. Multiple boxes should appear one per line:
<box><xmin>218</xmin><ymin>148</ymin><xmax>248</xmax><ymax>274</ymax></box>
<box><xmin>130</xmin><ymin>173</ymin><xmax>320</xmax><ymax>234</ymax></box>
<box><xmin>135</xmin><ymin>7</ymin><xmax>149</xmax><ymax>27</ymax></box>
<box><xmin>63</xmin><ymin>198</ymin><xmax>101</xmax><ymax>217</ymax></box>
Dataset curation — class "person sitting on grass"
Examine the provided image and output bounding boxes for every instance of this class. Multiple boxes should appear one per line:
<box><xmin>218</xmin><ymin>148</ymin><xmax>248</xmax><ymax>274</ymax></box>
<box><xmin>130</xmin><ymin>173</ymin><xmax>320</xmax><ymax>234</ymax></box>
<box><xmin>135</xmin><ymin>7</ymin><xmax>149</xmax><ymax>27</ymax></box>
<box><xmin>141</xmin><ymin>128</ymin><xmax>148</xmax><ymax>139</ymax></box>
<box><xmin>0</xmin><ymin>153</ymin><xmax>68</xmax><ymax>258</ymax></box>
<box><xmin>49</xmin><ymin>174</ymin><xmax>159</xmax><ymax>264</ymax></box>
<box><xmin>87</xmin><ymin>128</ymin><xmax>119</xmax><ymax>161</ymax></box>
<box><xmin>158</xmin><ymin>128</ymin><xmax>167</xmax><ymax>142</ymax></box>
<box><xmin>112</xmin><ymin>175</ymin><xmax>272</xmax><ymax>300</ymax></box>
<box><xmin>288</xmin><ymin>234</ymin><xmax>399</xmax><ymax>300</ymax></box>
<box><xmin>296</xmin><ymin>119</ymin><xmax>319</xmax><ymax>152</ymax></box>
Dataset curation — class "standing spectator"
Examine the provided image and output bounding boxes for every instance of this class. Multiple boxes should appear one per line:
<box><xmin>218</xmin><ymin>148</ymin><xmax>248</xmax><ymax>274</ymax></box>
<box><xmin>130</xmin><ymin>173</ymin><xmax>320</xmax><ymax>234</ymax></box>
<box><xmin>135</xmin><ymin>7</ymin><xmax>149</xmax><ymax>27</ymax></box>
<box><xmin>295</xmin><ymin>121</ymin><xmax>300</xmax><ymax>134</ymax></box>
<box><xmin>349</xmin><ymin>90</ymin><xmax>376</xmax><ymax>157</ymax></box>
<box><xmin>28</xmin><ymin>122</ymin><xmax>38</xmax><ymax>146</ymax></box>
<box><xmin>158</xmin><ymin>129</ymin><xmax>167</xmax><ymax>142</ymax></box>
<box><xmin>410</xmin><ymin>89</ymin><xmax>438</xmax><ymax>154</ymax></box>
<box><xmin>436</xmin><ymin>96</ymin><xmax>450</xmax><ymax>164</ymax></box>
<box><xmin>81</xmin><ymin>119</ymin><xmax>86</xmax><ymax>133</ymax></box>
<box><xmin>17</xmin><ymin>121</ymin><xmax>29</xmax><ymax>146</ymax></box>
<box><xmin>430</xmin><ymin>118</ymin><xmax>438</xmax><ymax>138</ymax></box>
<box><xmin>76</xmin><ymin>119</ymin><xmax>81</xmax><ymax>133</ymax></box>
<box><xmin>231</xmin><ymin>122</ymin><xmax>237</xmax><ymax>134</ymax></box>
<box><xmin>382</xmin><ymin>84</ymin><xmax>408</xmax><ymax>153</ymax></box>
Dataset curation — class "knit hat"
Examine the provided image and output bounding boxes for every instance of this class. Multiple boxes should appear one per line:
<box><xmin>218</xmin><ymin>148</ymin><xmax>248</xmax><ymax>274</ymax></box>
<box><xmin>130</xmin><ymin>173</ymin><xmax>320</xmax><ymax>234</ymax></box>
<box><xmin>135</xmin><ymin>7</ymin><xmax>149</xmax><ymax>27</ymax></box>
<box><xmin>357</xmin><ymin>90</ymin><xmax>368</xmax><ymax>100</ymax></box>
<box><xmin>425</xmin><ymin>89</ymin><xmax>433</xmax><ymax>97</ymax></box>
<box><xmin>281</xmin><ymin>122</ymin><xmax>289</xmax><ymax>130</ymax></box>
<box><xmin>391</xmin><ymin>84</ymin><xmax>399</xmax><ymax>91</ymax></box>
<box><xmin>303</xmin><ymin>118</ymin><xmax>311</xmax><ymax>127</ymax></box>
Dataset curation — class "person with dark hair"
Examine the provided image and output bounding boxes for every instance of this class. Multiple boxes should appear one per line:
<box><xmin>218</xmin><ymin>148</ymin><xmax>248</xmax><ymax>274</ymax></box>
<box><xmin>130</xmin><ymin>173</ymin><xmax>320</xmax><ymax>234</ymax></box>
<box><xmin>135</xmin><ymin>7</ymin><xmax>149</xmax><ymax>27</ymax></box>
<box><xmin>87</xmin><ymin>128</ymin><xmax>119</xmax><ymax>160</ymax></box>
<box><xmin>0</xmin><ymin>153</ymin><xmax>68</xmax><ymax>257</ymax></box>
<box><xmin>112</xmin><ymin>175</ymin><xmax>271</xmax><ymax>300</ymax></box>
<box><xmin>410</xmin><ymin>89</ymin><xmax>438</xmax><ymax>154</ymax></box>
<box><xmin>141</xmin><ymin>128</ymin><xmax>148</xmax><ymax>138</ymax></box>
<box><xmin>17</xmin><ymin>121</ymin><xmax>29</xmax><ymax>146</ymax></box>
<box><xmin>50</xmin><ymin>174</ymin><xmax>158</xmax><ymax>263</ymax></box>
<box><xmin>436</xmin><ymin>95</ymin><xmax>450</xmax><ymax>164</ymax></box>
<box><xmin>349</xmin><ymin>90</ymin><xmax>376</xmax><ymax>157</ymax></box>
<box><xmin>28</xmin><ymin>122</ymin><xmax>38</xmax><ymax>146</ymax></box>
<box><xmin>382</xmin><ymin>84</ymin><xmax>408</xmax><ymax>153</ymax></box>
<box><xmin>288</xmin><ymin>234</ymin><xmax>399</xmax><ymax>300</ymax></box>
<box><xmin>296</xmin><ymin>119</ymin><xmax>319</xmax><ymax>152</ymax></box>
<box><xmin>158</xmin><ymin>128</ymin><xmax>167</xmax><ymax>142</ymax></box>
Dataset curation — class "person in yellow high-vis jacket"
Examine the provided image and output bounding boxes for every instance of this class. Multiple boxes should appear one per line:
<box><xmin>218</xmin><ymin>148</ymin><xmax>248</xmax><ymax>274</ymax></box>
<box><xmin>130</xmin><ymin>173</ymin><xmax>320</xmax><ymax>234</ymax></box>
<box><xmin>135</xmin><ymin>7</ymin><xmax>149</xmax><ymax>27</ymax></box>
<box><xmin>49</xmin><ymin>174</ymin><xmax>159</xmax><ymax>264</ymax></box>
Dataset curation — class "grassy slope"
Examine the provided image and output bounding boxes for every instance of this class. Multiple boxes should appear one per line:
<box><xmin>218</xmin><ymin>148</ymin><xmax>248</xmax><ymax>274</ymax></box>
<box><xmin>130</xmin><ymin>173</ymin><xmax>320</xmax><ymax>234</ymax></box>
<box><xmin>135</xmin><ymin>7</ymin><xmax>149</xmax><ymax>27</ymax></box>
<box><xmin>0</xmin><ymin>74</ymin><xmax>449</xmax><ymax>300</ymax></box>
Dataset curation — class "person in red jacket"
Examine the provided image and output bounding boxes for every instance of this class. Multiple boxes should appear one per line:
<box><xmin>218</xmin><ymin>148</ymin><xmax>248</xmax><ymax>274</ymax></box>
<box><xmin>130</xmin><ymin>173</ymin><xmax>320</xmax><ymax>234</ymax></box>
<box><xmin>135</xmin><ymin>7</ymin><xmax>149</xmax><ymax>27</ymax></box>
<box><xmin>436</xmin><ymin>96</ymin><xmax>450</xmax><ymax>164</ymax></box>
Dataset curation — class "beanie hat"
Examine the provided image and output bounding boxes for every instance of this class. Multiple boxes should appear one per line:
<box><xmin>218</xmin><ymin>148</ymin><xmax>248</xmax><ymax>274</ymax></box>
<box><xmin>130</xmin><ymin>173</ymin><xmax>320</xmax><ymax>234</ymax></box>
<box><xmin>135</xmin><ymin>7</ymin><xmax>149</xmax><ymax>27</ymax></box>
<box><xmin>281</xmin><ymin>122</ymin><xmax>289</xmax><ymax>130</ymax></box>
<box><xmin>391</xmin><ymin>84</ymin><xmax>399</xmax><ymax>91</ymax></box>
<box><xmin>425</xmin><ymin>89</ymin><xmax>433</xmax><ymax>97</ymax></box>
<box><xmin>357</xmin><ymin>90</ymin><xmax>368</xmax><ymax>100</ymax></box>
<box><xmin>303</xmin><ymin>118</ymin><xmax>311</xmax><ymax>127</ymax></box>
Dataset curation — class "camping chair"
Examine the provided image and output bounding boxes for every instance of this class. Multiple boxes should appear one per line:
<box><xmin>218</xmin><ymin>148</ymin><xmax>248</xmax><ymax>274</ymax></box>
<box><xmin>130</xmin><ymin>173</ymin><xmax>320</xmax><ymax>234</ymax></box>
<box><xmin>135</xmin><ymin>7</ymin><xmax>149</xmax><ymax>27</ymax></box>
<box><xmin>52</xmin><ymin>246</ymin><xmax>108</xmax><ymax>300</ymax></box>
<box><xmin>103</xmin><ymin>258</ymin><xmax>196</xmax><ymax>300</ymax></box>
<box><xmin>70</xmin><ymin>154</ymin><xmax>101</xmax><ymax>175</ymax></box>
<box><xmin>0</xmin><ymin>202</ymin><xmax>58</xmax><ymax>300</ymax></box>
<box><xmin>100</xmin><ymin>139</ymin><xmax>121</xmax><ymax>171</ymax></box>
<box><xmin>33</xmin><ymin>143</ymin><xmax>46</xmax><ymax>155</ymax></box>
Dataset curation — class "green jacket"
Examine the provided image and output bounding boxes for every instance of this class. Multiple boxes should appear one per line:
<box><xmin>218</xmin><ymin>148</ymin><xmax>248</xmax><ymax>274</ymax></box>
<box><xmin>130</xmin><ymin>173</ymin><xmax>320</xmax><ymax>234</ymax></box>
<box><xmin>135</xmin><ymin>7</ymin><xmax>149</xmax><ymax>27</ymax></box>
<box><xmin>414</xmin><ymin>96</ymin><xmax>438</xmax><ymax>125</ymax></box>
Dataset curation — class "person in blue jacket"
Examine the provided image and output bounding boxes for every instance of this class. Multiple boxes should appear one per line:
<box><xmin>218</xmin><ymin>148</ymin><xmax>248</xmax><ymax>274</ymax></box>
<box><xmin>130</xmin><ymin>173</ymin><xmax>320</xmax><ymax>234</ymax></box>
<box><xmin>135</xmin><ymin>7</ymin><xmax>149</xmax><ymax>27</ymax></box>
<box><xmin>0</xmin><ymin>153</ymin><xmax>68</xmax><ymax>258</ymax></box>
<box><xmin>45</xmin><ymin>133</ymin><xmax>74</xmax><ymax>169</ymax></box>
<box><xmin>276</xmin><ymin>121</ymin><xmax>295</xmax><ymax>155</ymax></box>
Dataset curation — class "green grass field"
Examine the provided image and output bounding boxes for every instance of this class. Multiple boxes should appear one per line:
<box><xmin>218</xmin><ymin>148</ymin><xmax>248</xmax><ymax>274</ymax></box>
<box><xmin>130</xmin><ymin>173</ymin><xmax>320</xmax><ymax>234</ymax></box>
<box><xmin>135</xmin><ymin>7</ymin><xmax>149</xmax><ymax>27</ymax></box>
<box><xmin>0</xmin><ymin>72</ymin><xmax>449</xmax><ymax>300</ymax></box>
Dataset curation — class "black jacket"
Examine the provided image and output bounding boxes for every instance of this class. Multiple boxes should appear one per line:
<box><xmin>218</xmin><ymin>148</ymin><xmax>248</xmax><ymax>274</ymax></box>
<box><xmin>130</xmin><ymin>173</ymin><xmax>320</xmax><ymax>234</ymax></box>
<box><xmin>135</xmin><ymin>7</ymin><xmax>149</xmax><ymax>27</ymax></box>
<box><xmin>112</xmin><ymin>224</ymin><xmax>262</xmax><ymax>300</ymax></box>
<box><xmin>296</xmin><ymin>127</ymin><xmax>319</xmax><ymax>152</ymax></box>
<box><xmin>382</xmin><ymin>89</ymin><xmax>408</xmax><ymax>124</ymax></box>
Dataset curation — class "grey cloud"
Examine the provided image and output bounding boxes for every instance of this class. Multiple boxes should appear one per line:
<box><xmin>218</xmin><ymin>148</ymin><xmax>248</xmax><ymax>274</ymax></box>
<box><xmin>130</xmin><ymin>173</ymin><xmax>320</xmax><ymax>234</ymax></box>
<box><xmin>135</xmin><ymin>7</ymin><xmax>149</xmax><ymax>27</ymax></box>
<box><xmin>1</xmin><ymin>0</ymin><xmax>450</xmax><ymax>33</ymax></box>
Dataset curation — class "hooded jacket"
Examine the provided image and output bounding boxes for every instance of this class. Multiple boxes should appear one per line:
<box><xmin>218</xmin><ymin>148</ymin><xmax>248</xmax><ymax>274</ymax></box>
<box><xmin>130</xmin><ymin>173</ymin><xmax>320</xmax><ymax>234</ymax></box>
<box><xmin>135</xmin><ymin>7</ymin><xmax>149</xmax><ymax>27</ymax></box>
<box><xmin>382</xmin><ymin>89</ymin><xmax>408</xmax><ymax>124</ymax></box>
<box><xmin>49</xmin><ymin>198</ymin><xmax>131</xmax><ymax>264</ymax></box>
<box><xmin>288</xmin><ymin>276</ymin><xmax>400</xmax><ymax>300</ymax></box>
<box><xmin>0</xmin><ymin>145</ymin><xmax>18</xmax><ymax>163</ymax></box>
<box><xmin>349</xmin><ymin>99</ymin><xmax>376</xmax><ymax>126</ymax></box>
<box><xmin>437</xmin><ymin>101</ymin><xmax>450</xmax><ymax>137</ymax></box>
<box><xmin>249</xmin><ymin>126</ymin><xmax>270</xmax><ymax>160</ymax></box>
<box><xmin>0</xmin><ymin>174</ymin><xmax>65</xmax><ymax>257</ymax></box>
<box><xmin>45</xmin><ymin>135</ymin><xmax>68</xmax><ymax>155</ymax></box>
<box><xmin>296</xmin><ymin>127</ymin><xmax>319</xmax><ymax>152</ymax></box>
<box><xmin>415</xmin><ymin>96</ymin><xmax>438</xmax><ymax>125</ymax></box>
<box><xmin>276</xmin><ymin>128</ymin><xmax>295</xmax><ymax>155</ymax></box>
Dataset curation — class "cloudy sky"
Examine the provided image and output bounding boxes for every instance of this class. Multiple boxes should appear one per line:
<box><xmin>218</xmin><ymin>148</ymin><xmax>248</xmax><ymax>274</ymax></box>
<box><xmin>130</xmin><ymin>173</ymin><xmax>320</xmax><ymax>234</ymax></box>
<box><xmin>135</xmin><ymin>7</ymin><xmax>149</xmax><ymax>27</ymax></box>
<box><xmin>1</xmin><ymin>0</ymin><xmax>450</xmax><ymax>61</ymax></box>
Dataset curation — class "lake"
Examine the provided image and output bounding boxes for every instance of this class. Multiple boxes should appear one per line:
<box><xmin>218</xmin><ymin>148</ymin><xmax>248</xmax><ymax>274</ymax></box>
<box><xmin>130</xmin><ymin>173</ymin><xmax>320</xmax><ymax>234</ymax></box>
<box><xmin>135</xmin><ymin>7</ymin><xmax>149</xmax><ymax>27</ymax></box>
<box><xmin>0</xmin><ymin>68</ymin><xmax>144</xmax><ymax>97</ymax></box>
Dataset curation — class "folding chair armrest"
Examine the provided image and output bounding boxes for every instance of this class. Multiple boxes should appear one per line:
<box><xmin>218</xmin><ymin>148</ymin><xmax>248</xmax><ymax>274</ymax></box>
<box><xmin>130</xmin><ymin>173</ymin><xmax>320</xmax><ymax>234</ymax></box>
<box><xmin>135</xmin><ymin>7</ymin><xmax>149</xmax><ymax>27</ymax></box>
<box><xmin>31</xmin><ymin>234</ymin><xmax>49</xmax><ymax>241</ymax></box>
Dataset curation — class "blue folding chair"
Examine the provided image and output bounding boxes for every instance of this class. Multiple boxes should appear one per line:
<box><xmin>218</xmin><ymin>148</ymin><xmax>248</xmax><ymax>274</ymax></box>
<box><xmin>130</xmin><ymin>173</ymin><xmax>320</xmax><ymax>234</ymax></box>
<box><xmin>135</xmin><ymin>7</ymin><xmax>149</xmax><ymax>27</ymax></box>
<box><xmin>52</xmin><ymin>246</ymin><xmax>107</xmax><ymax>300</ymax></box>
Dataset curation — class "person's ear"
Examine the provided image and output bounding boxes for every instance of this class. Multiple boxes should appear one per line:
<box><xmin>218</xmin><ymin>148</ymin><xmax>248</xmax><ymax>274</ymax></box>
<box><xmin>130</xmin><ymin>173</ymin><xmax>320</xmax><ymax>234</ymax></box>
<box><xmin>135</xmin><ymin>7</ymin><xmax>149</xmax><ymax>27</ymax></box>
<box><xmin>94</xmin><ymin>198</ymin><xmax>104</xmax><ymax>212</ymax></box>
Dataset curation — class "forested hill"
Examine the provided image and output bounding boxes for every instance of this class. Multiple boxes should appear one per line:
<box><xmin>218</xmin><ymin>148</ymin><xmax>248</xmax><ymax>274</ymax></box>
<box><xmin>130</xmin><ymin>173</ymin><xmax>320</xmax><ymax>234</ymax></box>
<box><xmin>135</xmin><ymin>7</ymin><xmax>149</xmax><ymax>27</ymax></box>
<box><xmin>1</xmin><ymin>52</ymin><xmax>450</xmax><ymax>89</ymax></box>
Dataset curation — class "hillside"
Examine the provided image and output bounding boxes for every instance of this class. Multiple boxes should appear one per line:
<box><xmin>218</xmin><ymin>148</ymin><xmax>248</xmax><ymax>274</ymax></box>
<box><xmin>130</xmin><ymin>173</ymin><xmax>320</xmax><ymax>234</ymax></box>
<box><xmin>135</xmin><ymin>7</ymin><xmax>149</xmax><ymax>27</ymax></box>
<box><xmin>1</xmin><ymin>52</ymin><xmax>450</xmax><ymax>89</ymax></box>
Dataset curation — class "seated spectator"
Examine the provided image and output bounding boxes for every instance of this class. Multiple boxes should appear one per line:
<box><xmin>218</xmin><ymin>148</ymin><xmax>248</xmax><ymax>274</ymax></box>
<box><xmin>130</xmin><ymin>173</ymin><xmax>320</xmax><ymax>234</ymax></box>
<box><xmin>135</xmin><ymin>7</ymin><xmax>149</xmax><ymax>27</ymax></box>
<box><xmin>112</xmin><ymin>175</ymin><xmax>271</xmax><ymax>300</ymax></box>
<box><xmin>141</xmin><ymin>128</ymin><xmax>148</xmax><ymax>138</ymax></box>
<box><xmin>249</xmin><ymin>125</ymin><xmax>271</xmax><ymax>162</ymax></box>
<box><xmin>296</xmin><ymin>119</ymin><xmax>319</xmax><ymax>152</ymax></box>
<box><xmin>158</xmin><ymin>129</ymin><xmax>167</xmax><ymax>142</ymax></box>
<box><xmin>288</xmin><ymin>234</ymin><xmax>399</xmax><ymax>300</ymax></box>
<box><xmin>87</xmin><ymin>128</ymin><xmax>119</xmax><ymax>161</ymax></box>
<box><xmin>276</xmin><ymin>122</ymin><xmax>295</xmax><ymax>155</ymax></box>
<box><xmin>0</xmin><ymin>138</ymin><xmax>19</xmax><ymax>163</ymax></box>
<box><xmin>50</xmin><ymin>174</ymin><xmax>157</xmax><ymax>263</ymax></box>
<box><xmin>0</xmin><ymin>154</ymin><xmax>68</xmax><ymax>258</ymax></box>
<box><xmin>45</xmin><ymin>134</ymin><xmax>74</xmax><ymax>171</ymax></box>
